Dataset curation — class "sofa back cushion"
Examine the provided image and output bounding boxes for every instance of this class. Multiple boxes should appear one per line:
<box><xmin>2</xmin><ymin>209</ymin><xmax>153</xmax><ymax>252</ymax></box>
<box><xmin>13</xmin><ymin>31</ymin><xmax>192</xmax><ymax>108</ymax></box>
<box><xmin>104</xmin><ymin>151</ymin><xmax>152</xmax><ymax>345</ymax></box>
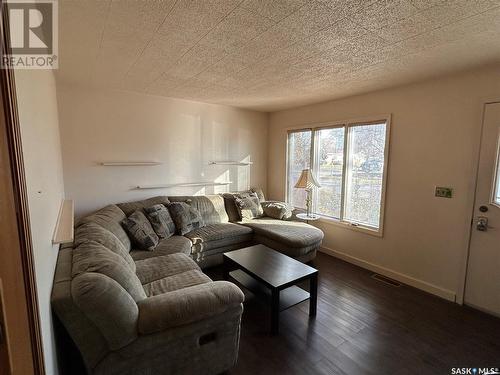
<box><xmin>168</xmin><ymin>195</ymin><xmax>228</xmax><ymax>224</ymax></box>
<box><xmin>51</xmin><ymin>246</ymin><xmax>109</xmax><ymax>369</ymax></box>
<box><xmin>72</xmin><ymin>241</ymin><xmax>146</xmax><ymax>302</ymax></box>
<box><xmin>74</xmin><ymin>222</ymin><xmax>136</xmax><ymax>272</ymax></box>
<box><xmin>72</xmin><ymin>273</ymin><xmax>139</xmax><ymax>350</ymax></box>
<box><xmin>117</xmin><ymin>196</ymin><xmax>170</xmax><ymax>216</ymax></box>
<box><xmin>77</xmin><ymin>205</ymin><xmax>131</xmax><ymax>251</ymax></box>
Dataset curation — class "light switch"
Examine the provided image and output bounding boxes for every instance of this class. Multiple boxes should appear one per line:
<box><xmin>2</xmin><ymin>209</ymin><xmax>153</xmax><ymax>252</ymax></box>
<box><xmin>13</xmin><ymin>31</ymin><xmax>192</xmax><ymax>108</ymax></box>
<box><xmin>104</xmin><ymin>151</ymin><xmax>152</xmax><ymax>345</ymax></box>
<box><xmin>435</xmin><ymin>186</ymin><xmax>453</xmax><ymax>198</ymax></box>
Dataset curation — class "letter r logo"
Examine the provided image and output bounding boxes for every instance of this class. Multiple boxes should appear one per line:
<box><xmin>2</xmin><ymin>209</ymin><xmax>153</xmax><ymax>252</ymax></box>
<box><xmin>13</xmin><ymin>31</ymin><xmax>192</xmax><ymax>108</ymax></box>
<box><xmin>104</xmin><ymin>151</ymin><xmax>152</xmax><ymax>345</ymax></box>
<box><xmin>7</xmin><ymin>1</ymin><xmax>53</xmax><ymax>54</ymax></box>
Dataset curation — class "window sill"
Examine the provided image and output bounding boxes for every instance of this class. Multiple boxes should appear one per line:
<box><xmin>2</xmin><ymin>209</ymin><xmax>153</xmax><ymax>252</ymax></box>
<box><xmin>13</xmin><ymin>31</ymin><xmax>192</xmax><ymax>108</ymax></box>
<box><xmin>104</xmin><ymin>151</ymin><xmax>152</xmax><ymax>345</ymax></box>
<box><xmin>316</xmin><ymin>215</ymin><xmax>384</xmax><ymax>238</ymax></box>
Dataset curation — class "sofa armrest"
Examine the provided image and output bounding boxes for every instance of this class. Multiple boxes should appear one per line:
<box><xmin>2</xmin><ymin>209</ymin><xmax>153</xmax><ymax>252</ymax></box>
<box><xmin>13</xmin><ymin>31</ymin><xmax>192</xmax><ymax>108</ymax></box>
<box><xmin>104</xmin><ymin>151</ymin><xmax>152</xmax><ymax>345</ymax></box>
<box><xmin>137</xmin><ymin>281</ymin><xmax>244</xmax><ymax>334</ymax></box>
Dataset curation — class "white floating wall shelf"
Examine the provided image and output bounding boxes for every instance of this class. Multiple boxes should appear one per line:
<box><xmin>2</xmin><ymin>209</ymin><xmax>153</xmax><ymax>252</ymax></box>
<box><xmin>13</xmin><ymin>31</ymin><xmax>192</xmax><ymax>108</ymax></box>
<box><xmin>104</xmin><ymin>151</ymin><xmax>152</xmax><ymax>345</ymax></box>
<box><xmin>53</xmin><ymin>199</ymin><xmax>74</xmax><ymax>245</ymax></box>
<box><xmin>99</xmin><ymin>161</ymin><xmax>162</xmax><ymax>166</ymax></box>
<box><xmin>136</xmin><ymin>182</ymin><xmax>233</xmax><ymax>190</ymax></box>
<box><xmin>209</xmin><ymin>161</ymin><xmax>253</xmax><ymax>166</ymax></box>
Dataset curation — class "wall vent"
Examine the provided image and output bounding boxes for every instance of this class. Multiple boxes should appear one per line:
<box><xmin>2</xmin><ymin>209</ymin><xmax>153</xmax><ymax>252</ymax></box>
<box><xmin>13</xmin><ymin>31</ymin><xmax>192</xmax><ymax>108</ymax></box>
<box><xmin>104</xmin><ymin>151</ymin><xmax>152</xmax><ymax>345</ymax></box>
<box><xmin>371</xmin><ymin>273</ymin><xmax>401</xmax><ymax>287</ymax></box>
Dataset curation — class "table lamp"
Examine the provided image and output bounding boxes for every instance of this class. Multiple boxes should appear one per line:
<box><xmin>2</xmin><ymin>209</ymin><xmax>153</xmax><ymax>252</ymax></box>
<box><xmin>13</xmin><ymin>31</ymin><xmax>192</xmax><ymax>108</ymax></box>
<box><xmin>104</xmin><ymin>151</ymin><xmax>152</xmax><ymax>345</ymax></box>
<box><xmin>294</xmin><ymin>168</ymin><xmax>321</xmax><ymax>217</ymax></box>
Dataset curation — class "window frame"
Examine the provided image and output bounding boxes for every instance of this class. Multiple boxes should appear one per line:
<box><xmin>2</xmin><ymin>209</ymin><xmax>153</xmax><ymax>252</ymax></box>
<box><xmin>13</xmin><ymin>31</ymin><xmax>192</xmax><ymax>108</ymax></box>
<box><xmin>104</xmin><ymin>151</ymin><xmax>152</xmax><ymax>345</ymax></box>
<box><xmin>285</xmin><ymin>115</ymin><xmax>391</xmax><ymax>237</ymax></box>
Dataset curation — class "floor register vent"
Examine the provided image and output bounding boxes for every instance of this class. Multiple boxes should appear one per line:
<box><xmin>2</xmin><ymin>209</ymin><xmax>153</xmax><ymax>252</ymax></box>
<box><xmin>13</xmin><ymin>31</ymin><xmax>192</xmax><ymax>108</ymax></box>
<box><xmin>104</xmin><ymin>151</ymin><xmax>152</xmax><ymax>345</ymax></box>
<box><xmin>371</xmin><ymin>273</ymin><xmax>401</xmax><ymax>287</ymax></box>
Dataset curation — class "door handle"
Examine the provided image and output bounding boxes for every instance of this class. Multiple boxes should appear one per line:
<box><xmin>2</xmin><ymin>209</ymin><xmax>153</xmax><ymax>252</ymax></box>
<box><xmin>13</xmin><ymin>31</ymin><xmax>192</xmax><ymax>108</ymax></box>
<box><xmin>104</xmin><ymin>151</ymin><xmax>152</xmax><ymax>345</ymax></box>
<box><xmin>477</xmin><ymin>216</ymin><xmax>489</xmax><ymax>231</ymax></box>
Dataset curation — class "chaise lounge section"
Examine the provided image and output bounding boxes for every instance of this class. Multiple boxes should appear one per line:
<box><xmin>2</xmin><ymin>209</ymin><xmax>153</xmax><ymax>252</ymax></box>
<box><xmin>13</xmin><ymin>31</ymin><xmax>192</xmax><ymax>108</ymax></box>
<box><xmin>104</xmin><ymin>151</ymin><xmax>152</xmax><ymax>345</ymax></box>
<box><xmin>239</xmin><ymin>218</ymin><xmax>322</xmax><ymax>263</ymax></box>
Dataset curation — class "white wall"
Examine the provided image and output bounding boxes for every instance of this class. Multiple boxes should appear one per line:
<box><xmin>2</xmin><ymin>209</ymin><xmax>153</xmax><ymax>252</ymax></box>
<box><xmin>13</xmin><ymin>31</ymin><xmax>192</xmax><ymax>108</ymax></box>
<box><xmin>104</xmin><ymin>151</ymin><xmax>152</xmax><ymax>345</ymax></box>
<box><xmin>268</xmin><ymin>64</ymin><xmax>500</xmax><ymax>302</ymax></box>
<box><xmin>16</xmin><ymin>69</ymin><xmax>65</xmax><ymax>375</ymax></box>
<box><xmin>57</xmin><ymin>85</ymin><xmax>269</xmax><ymax>217</ymax></box>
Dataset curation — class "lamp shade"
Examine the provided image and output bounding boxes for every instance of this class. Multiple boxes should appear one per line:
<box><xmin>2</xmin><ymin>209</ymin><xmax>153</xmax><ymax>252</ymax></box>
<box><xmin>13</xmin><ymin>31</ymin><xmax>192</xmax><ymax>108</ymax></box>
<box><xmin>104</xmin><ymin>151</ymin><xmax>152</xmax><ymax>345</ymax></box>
<box><xmin>294</xmin><ymin>169</ymin><xmax>321</xmax><ymax>189</ymax></box>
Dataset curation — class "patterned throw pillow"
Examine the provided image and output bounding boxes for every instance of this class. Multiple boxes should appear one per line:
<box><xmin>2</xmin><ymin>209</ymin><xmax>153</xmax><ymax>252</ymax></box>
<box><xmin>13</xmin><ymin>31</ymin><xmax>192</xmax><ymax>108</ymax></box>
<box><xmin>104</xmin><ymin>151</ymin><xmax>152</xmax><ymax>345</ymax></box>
<box><xmin>250</xmin><ymin>187</ymin><xmax>266</xmax><ymax>202</ymax></box>
<box><xmin>235</xmin><ymin>193</ymin><xmax>264</xmax><ymax>220</ymax></box>
<box><xmin>121</xmin><ymin>210</ymin><xmax>159</xmax><ymax>251</ymax></box>
<box><xmin>167</xmin><ymin>202</ymin><xmax>205</xmax><ymax>235</ymax></box>
<box><xmin>261</xmin><ymin>201</ymin><xmax>293</xmax><ymax>220</ymax></box>
<box><xmin>144</xmin><ymin>204</ymin><xmax>175</xmax><ymax>239</ymax></box>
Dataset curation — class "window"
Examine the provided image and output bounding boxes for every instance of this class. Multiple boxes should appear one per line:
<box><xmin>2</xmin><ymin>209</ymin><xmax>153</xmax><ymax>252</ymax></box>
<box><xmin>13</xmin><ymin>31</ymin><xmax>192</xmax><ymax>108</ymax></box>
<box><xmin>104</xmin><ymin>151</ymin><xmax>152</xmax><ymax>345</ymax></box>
<box><xmin>314</xmin><ymin>127</ymin><xmax>344</xmax><ymax>218</ymax></box>
<box><xmin>287</xmin><ymin>130</ymin><xmax>311</xmax><ymax>209</ymax></box>
<box><xmin>286</xmin><ymin>118</ymin><xmax>390</xmax><ymax>233</ymax></box>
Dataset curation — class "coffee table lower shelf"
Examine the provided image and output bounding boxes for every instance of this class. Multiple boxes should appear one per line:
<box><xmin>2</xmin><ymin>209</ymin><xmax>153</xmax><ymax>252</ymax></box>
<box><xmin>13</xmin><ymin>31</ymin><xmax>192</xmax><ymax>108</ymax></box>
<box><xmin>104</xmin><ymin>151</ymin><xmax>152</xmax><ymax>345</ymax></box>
<box><xmin>229</xmin><ymin>270</ymin><xmax>310</xmax><ymax>312</ymax></box>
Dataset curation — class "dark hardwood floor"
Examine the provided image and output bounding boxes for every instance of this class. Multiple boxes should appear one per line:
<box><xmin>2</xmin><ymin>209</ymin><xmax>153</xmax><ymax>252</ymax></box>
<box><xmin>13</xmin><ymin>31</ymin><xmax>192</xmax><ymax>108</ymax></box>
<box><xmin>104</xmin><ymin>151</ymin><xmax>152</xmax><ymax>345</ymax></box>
<box><xmin>208</xmin><ymin>252</ymin><xmax>500</xmax><ymax>375</ymax></box>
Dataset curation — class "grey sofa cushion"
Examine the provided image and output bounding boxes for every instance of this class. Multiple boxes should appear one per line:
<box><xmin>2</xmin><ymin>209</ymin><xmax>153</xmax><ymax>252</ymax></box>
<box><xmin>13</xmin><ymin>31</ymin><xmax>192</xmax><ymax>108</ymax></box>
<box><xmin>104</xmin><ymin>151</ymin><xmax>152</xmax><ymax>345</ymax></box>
<box><xmin>51</xmin><ymin>247</ymin><xmax>109</xmax><ymax>369</ymax></box>
<box><xmin>135</xmin><ymin>253</ymin><xmax>200</xmax><ymax>285</ymax></box>
<box><xmin>137</xmin><ymin>281</ymin><xmax>245</xmax><ymax>334</ymax></box>
<box><xmin>122</xmin><ymin>210</ymin><xmax>159</xmax><ymax>251</ymax></box>
<box><xmin>117</xmin><ymin>196</ymin><xmax>170</xmax><ymax>216</ymax></box>
<box><xmin>184</xmin><ymin>223</ymin><xmax>253</xmax><ymax>253</ymax></box>
<box><xmin>253</xmin><ymin>234</ymin><xmax>321</xmax><ymax>258</ymax></box>
<box><xmin>235</xmin><ymin>193</ymin><xmax>264</xmax><ymax>220</ymax></box>
<box><xmin>143</xmin><ymin>270</ymin><xmax>212</xmax><ymax>297</ymax></box>
<box><xmin>240</xmin><ymin>218</ymin><xmax>324</xmax><ymax>248</ymax></box>
<box><xmin>168</xmin><ymin>195</ymin><xmax>229</xmax><ymax>224</ymax></box>
<box><xmin>144</xmin><ymin>204</ymin><xmax>175</xmax><ymax>239</ymax></box>
<box><xmin>74</xmin><ymin>222</ymin><xmax>136</xmax><ymax>271</ymax></box>
<box><xmin>78</xmin><ymin>205</ymin><xmax>131</xmax><ymax>251</ymax></box>
<box><xmin>72</xmin><ymin>241</ymin><xmax>146</xmax><ymax>302</ymax></box>
<box><xmin>72</xmin><ymin>273</ymin><xmax>139</xmax><ymax>350</ymax></box>
<box><xmin>130</xmin><ymin>235</ymin><xmax>192</xmax><ymax>261</ymax></box>
<box><xmin>93</xmin><ymin>306</ymin><xmax>243</xmax><ymax>375</ymax></box>
<box><xmin>193</xmin><ymin>242</ymin><xmax>255</xmax><ymax>268</ymax></box>
<box><xmin>167</xmin><ymin>202</ymin><xmax>205</xmax><ymax>235</ymax></box>
<box><xmin>261</xmin><ymin>201</ymin><xmax>293</xmax><ymax>220</ymax></box>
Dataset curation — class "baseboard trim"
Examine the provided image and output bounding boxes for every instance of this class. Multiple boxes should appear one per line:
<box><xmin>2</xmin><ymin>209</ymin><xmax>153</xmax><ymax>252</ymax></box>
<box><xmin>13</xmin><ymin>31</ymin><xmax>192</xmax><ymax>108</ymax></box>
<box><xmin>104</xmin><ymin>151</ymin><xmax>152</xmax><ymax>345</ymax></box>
<box><xmin>463</xmin><ymin>302</ymin><xmax>500</xmax><ymax>318</ymax></box>
<box><xmin>319</xmin><ymin>246</ymin><xmax>457</xmax><ymax>302</ymax></box>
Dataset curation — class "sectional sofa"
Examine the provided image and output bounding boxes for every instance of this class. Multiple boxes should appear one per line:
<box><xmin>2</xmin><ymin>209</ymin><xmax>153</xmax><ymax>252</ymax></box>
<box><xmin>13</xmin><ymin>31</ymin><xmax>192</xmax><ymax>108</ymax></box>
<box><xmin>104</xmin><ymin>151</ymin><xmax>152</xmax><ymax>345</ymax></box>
<box><xmin>51</xmin><ymin>191</ymin><xmax>323</xmax><ymax>375</ymax></box>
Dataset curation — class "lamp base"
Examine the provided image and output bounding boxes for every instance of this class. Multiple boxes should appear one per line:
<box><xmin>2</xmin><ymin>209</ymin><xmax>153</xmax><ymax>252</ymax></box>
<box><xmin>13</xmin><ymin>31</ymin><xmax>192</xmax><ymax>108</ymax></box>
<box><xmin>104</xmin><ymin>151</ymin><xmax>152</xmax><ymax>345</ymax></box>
<box><xmin>305</xmin><ymin>189</ymin><xmax>312</xmax><ymax>217</ymax></box>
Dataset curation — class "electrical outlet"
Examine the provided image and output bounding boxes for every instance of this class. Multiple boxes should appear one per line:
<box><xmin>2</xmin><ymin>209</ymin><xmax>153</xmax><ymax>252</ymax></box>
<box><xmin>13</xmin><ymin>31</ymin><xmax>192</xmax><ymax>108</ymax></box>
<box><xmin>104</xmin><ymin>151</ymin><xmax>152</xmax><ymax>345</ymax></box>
<box><xmin>435</xmin><ymin>186</ymin><xmax>453</xmax><ymax>198</ymax></box>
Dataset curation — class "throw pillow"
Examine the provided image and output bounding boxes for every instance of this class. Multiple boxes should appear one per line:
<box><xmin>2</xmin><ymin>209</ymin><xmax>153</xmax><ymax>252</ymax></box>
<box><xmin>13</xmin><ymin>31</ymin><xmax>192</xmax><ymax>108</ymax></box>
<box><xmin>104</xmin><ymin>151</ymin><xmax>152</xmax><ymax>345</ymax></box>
<box><xmin>261</xmin><ymin>201</ymin><xmax>293</xmax><ymax>220</ymax></box>
<box><xmin>235</xmin><ymin>193</ymin><xmax>264</xmax><ymax>220</ymax></box>
<box><xmin>121</xmin><ymin>210</ymin><xmax>159</xmax><ymax>251</ymax></box>
<box><xmin>222</xmin><ymin>191</ymin><xmax>254</xmax><ymax>222</ymax></box>
<box><xmin>250</xmin><ymin>187</ymin><xmax>266</xmax><ymax>202</ymax></box>
<box><xmin>144</xmin><ymin>204</ymin><xmax>175</xmax><ymax>239</ymax></box>
<box><xmin>167</xmin><ymin>202</ymin><xmax>205</xmax><ymax>235</ymax></box>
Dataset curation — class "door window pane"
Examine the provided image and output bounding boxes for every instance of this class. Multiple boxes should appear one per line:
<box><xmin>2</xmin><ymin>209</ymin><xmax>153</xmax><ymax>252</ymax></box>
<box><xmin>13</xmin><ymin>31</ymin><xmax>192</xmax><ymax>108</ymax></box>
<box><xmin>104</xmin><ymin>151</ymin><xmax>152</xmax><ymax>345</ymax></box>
<box><xmin>288</xmin><ymin>130</ymin><xmax>311</xmax><ymax>208</ymax></box>
<box><xmin>315</xmin><ymin>127</ymin><xmax>345</xmax><ymax>218</ymax></box>
<box><xmin>493</xmin><ymin>134</ymin><xmax>500</xmax><ymax>206</ymax></box>
<box><xmin>344</xmin><ymin>123</ymin><xmax>387</xmax><ymax>227</ymax></box>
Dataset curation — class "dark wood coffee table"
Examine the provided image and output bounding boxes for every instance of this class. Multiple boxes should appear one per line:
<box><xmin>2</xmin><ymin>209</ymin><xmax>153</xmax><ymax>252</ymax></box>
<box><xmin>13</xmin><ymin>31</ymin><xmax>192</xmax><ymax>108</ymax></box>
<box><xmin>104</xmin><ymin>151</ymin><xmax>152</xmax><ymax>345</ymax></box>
<box><xmin>223</xmin><ymin>244</ymin><xmax>318</xmax><ymax>334</ymax></box>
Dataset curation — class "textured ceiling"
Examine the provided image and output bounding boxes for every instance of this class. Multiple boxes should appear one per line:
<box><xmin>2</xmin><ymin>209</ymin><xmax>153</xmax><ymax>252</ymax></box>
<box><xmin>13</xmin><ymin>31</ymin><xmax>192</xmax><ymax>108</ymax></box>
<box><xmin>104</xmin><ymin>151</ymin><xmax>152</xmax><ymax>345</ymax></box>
<box><xmin>57</xmin><ymin>0</ymin><xmax>500</xmax><ymax>111</ymax></box>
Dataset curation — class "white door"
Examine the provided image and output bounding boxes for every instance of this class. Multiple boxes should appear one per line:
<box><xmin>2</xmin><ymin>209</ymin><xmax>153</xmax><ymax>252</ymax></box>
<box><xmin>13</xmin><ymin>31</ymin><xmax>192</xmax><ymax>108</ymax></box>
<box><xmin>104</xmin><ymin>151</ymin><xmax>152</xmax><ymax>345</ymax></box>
<box><xmin>465</xmin><ymin>102</ymin><xmax>500</xmax><ymax>316</ymax></box>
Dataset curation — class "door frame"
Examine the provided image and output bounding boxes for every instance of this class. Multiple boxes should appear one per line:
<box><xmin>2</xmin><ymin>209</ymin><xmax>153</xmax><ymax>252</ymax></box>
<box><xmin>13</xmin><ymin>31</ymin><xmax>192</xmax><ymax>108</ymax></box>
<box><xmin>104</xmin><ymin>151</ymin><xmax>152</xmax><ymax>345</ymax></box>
<box><xmin>457</xmin><ymin>98</ymin><xmax>500</xmax><ymax>305</ymax></box>
<box><xmin>0</xmin><ymin>3</ymin><xmax>45</xmax><ymax>373</ymax></box>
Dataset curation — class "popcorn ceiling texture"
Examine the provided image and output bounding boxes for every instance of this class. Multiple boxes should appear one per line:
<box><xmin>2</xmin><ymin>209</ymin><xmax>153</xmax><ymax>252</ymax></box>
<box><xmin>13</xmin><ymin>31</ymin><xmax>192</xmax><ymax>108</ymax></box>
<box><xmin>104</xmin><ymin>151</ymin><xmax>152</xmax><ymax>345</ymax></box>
<box><xmin>57</xmin><ymin>0</ymin><xmax>500</xmax><ymax>111</ymax></box>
